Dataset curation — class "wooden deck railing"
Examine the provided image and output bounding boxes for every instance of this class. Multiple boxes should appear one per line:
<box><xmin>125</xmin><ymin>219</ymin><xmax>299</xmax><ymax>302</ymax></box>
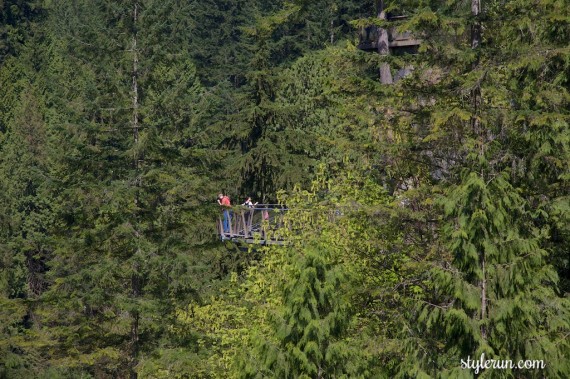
<box><xmin>217</xmin><ymin>205</ymin><xmax>288</xmax><ymax>244</ymax></box>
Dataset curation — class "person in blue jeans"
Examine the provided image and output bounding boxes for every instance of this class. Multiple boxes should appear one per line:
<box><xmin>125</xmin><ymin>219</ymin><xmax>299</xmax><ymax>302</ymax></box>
<box><xmin>218</xmin><ymin>193</ymin><xmax>232</xmax><ymax>233</ymax></box>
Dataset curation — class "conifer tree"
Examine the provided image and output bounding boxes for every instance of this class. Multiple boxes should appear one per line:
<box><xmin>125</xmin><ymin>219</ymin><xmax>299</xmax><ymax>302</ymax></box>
<box><xmin>1</xmin><ymin>0</ymin><xmax>568</xmax><ymax>377</ymax></box>
<box><xmin>186</xmin><ymin>0</ymin><xmax>258</xmax><ymax>87</ymax></box>
<box><xmin>387</xmin><ymin>0</ymin><xmax>570</xmax><ymax>376</ymax></box>
<box><xmin>244</xmin><ymin>245</ymin><xmax>352</xmax><ymax>379</ymax></box>
<box><xmin>0</xmin><ymin>5</ymin><xmax>62</xmax><ymax>374</ymax></box>
<box><xmin>213</xmin><ymin>0</ymin><xmax>381</xmax><ymax>201</ymax></box>
<box><xmin>0</xmin><ymin>0</ymin><xmax>45</xmax><ymax>62</ymax></box>
<box><xmin>31</xmin><ymin>0</ymin><xmax>217</xmax><ymax>376</ymax></box>
<box><xmin>0</xmin><ymin>83</ymin><xmax>57</xmax><ymax>379</ymax></box>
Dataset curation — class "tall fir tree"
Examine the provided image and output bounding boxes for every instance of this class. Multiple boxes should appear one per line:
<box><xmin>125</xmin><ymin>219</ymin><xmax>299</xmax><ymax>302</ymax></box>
<box><xmin>383</xmin><ymin>0</ymin><xmax>570</xmax><ymax>376</ymax></box>
<box><xmin>30</xmin><ymin>0</ymin><xmax>221</xmax><ymax>376</ymax></box>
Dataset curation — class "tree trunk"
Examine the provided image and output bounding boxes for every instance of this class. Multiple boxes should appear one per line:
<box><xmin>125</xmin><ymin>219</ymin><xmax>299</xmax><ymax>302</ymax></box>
<box><xmin>130</xmin><ymin>4</ymin><xmax>141</xmax><ymax>378</ymax></box>
<box><xmin>376</xmin><ymin>0</ymin><xmax>393</xmax><ymax>84</ymax></box>
<box><xmin>130</xmin><ymin>270</ymin><xmax>141</xmax><ymax>379</ymax></box>
<box><xmin>379</xmin><ymin>62</ymin><xmax>393</xmax><ymax>85</ymax></box>
<box><xmin>132</xmin><ymin>2</ymin><xmax>139</xmax><ymax>146</ymax></box>
<box><xmin>472</xmin><ymin>0</ymin><xmax>487</xmax><ymax>342</ymax></box>
<box><xmin>480</xmin><ymin>257</ymin><xmax>487</xmax><ymax>341</ymax></box>
<box><xmin>471</xmin><ymin>0</ymin><xmax>482</xmax><ymax>50</ymax></box>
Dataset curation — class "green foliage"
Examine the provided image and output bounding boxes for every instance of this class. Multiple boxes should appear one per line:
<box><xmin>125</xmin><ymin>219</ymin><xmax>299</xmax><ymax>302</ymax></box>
<box><xmin>1</xmin><ymin>0</ymin><xmax>227</xmax><ymax>377</ymax></box>
<box><xmin>0</xmin><ymin>81</ymin><xmax>58</xmax><ymax>377</ymax></box>
<box><xmin>0</xmin><ymin>0</ymin><xmax>45</xmax><ymax>61</ymax></box>
<box><xmin>384</xmin><ymin>0</ymin><xmax>570</xmax><ymax>376</ymax></box>
<box><xmin>1</xmin><ymin>0</ymin><xmax>569</xmax><ymax>377</ymax></box>
<box><xmin>244</xmin><ymin>245</ymin><xmax>352</xmax><ymax>379</ymax></box>
<box><xmin>402</xmin><ymin>168</ymin><xmax>570</xmax><ymax>377</ymax></box>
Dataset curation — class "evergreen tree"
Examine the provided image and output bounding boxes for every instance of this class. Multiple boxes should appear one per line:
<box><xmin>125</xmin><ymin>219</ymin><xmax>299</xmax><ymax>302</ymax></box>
<box><xmin>0</xmin><ymin>83</ymin><xmax>58</xmax><ymax>379</ymax></box>
<box><xmin>401</xmin><ymin>169</ymin><xmax>570</xmax><ymax>377</ymax></box>
<box><xmin>186</xmin><ymin>0</ymin><xmax>259</xmax><ymax>87</ymax></box>
<box><xmin>30</xmin><ymin>0</ymin><xmax>219</xmax><ymax>376</ymax></box>
<box><xmin>209</xmin><ymin>0</ymin><xmax>382</xmax><ymax>201</ymax></box>
<box><xmin>242</xmin><ymin>245</ymin><xmax>352</xmax><ymax>379</ymax></box>
<box><xmin>1</xmin><ymin>0</ymin><xmax>568</xmax><ymax>377</ymax></box>
<box><xmin>0</xmin><ymin>0</ymin><xmax>45</xmax><ymax>62</ymax></box>
<box><xmin>384</xmin><ymin>0</ymin><xmax>570</xmax><ymax>376</ymax></box>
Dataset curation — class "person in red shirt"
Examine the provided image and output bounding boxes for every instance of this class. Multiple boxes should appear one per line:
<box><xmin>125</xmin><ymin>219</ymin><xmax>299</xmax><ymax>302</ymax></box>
<box><xmin>218</xmin><ymin>193</ymin><xmax>231</xmax><ymax>233</ymax></box>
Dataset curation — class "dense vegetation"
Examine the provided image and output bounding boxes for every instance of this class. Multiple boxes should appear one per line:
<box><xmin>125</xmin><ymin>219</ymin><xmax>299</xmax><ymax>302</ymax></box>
<box><xmin>1</xmin><ymin>0</ymin><xmax>568</xmax><ymax>378</ymax></box>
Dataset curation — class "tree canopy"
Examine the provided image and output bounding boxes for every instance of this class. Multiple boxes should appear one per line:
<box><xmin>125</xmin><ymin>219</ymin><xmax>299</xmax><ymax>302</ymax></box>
<box><xmin>0</xmin><ymin>0</ymin><xmax>568</xmax><ymax>378</ymax></box>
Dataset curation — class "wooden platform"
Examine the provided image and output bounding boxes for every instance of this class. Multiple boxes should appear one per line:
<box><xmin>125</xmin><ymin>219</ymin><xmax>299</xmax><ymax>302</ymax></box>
<box><xmin>217</xmin><ymin>205</ymin><xmax>288</xmax><ymax>245</ymax></box>
<box><xmin>357</xmin><ymin>16</ymin><xmax>421</xmax><ymax>55</ymax></box>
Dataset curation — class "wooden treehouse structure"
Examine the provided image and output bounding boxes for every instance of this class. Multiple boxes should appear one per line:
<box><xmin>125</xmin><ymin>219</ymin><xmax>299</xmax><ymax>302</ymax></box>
<box><xmin>357</xmin><ymin>15</ymin><xmax>421</xmax><ymax>55</ymax></box>
<box><xmin>356</xmin><ymin>12</ymin><xmax>421</xmax><ymax>84</ymax></box>
<box><xmin>217</xmin><ymin>205</ymin><xmax>289</xmax><ymax>245</ymax></box>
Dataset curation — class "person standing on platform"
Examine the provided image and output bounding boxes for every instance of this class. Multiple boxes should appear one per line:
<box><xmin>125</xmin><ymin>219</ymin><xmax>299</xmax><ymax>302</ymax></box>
<box><xmin>218</xmin><ymin>193</ymin><xmax>231</xmax><ymax>233</ymax></box>
<box><xmin>242</xmin><ymin>197</ymin><xmax>257</xmax><ymax>208</ymax></box>
<box><xmin>242</xmin><ymin>197</ymin><xmax>258</xmax><ymax>235</ymax></box>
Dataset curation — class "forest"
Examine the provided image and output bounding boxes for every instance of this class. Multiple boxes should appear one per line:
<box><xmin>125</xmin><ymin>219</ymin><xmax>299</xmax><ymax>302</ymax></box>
<box><xmin>0</xmin><ymin>0</ymin><xmax>569</xmax><ymax>378</ymax></box>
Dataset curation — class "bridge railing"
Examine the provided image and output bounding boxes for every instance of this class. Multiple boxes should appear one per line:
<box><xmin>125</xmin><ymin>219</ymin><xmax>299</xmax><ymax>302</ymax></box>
<box><xmin>217</xmin><ymin>205</ymin><xmax>288</xmax><ymax>243</ymax></box>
